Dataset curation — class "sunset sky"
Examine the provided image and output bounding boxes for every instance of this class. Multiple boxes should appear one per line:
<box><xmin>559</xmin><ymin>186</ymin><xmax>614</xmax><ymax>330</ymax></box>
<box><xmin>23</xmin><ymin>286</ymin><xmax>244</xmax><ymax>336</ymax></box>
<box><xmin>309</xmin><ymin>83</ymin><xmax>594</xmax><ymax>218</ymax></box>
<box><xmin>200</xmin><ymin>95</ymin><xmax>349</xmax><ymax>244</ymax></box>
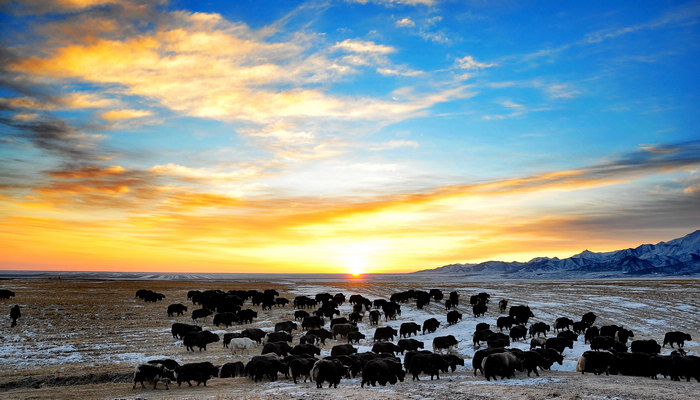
<box><xmin>0</xmin><ymin>0</ymin><xmax>699</xmax><ymax>274</ymax></box>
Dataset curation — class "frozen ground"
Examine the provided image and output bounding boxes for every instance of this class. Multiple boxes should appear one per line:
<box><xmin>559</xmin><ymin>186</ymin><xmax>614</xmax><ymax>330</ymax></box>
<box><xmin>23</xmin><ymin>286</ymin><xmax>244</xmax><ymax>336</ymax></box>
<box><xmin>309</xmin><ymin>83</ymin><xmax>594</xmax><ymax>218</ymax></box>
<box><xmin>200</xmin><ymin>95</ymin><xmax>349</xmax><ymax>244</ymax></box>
<box><xmin>0</xmin><ymin>278</ymin><xmax>698</xmax><ymax>399</ymax></box>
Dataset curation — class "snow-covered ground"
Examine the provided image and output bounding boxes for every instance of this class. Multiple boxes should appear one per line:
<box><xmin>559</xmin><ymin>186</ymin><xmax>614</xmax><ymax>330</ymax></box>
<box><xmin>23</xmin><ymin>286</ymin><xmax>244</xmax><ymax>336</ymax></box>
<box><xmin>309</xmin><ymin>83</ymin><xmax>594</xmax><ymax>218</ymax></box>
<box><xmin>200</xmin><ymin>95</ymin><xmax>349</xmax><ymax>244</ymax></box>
<box><xmin>0</xmin><ymin>278</ymin><xmax>698</xmax><ymax>385</ymax></box>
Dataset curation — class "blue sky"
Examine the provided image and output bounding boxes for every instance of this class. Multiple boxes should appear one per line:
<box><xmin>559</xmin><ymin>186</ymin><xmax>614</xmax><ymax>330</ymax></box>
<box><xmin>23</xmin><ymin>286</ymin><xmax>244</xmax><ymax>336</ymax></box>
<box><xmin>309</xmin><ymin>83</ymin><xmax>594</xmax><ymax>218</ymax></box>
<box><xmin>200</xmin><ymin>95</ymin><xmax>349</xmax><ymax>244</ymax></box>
<box><xmin>0</xmin><ymin>0</ymin><xmax>698</xmax><ymax>273</ymax></box>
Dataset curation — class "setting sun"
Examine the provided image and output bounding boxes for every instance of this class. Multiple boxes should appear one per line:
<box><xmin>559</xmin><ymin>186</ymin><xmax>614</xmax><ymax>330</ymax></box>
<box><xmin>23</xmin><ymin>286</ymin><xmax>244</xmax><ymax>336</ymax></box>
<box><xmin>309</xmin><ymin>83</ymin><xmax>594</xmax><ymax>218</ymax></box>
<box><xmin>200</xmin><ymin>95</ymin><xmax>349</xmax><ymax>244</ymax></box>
<box><xmin>343</xmin><ymin>253</ymin><xmax>367</xmax><ymax>276</ymax></box>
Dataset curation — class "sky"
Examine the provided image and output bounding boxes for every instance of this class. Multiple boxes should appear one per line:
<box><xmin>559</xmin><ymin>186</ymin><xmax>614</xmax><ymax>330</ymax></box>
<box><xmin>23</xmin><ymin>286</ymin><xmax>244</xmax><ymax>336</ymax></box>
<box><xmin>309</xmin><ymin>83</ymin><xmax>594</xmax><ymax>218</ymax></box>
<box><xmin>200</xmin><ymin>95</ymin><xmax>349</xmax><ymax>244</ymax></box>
<box><xmin>0</xmin><ymin>0</ymin><xmax>699</xmax><ymax>274</ymax></box>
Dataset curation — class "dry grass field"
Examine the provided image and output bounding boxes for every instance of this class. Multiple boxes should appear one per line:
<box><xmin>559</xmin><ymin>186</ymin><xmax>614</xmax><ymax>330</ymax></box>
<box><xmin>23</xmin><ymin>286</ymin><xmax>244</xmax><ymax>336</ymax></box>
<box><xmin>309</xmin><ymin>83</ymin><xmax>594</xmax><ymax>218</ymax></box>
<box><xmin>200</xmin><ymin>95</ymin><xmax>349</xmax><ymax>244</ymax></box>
<box><xmin>0</xmin><ymin>276</ymin><xmax>698</xmax><ymax>399</ymax></box>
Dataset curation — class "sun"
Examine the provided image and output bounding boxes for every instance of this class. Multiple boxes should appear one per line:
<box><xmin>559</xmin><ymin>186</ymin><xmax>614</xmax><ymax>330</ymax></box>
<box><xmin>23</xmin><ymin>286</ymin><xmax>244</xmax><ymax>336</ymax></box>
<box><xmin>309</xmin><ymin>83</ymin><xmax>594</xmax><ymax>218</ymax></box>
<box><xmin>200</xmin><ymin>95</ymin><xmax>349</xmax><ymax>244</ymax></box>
<box><xmin>344</xmin><ymin>254</ymin><xmax>366</xmax><ymax>276</ymax></box>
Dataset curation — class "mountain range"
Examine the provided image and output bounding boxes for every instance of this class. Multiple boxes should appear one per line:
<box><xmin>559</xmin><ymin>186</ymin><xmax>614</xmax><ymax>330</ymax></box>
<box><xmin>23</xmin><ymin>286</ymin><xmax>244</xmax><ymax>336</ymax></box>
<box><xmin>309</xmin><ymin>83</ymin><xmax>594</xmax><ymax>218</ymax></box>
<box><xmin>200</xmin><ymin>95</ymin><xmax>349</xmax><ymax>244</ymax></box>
<box><xmin>415</xmin><ymin>230</ymin><xmax>700</xmax><ymax>278</ymax></box>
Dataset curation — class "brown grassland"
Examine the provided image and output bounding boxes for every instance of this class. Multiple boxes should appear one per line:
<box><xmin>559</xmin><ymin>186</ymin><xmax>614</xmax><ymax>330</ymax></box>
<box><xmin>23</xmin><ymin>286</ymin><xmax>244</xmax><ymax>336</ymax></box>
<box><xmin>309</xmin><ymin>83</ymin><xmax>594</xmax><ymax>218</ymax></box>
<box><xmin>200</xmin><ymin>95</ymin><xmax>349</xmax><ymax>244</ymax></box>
<box><xmin>0</xmin><ymin>277</ymin><xmax>698</xmax><ymax>399</ymax></box>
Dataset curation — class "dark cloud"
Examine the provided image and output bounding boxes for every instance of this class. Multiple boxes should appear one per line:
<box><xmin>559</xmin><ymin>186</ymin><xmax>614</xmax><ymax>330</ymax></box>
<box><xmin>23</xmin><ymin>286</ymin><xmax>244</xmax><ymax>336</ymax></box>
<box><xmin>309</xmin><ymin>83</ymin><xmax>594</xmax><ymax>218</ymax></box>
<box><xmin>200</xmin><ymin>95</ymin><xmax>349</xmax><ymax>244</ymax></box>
<box><xmin>0</xmin><ymin>116</ymin><xmax>103</xmax><ymax>163</ymax></box>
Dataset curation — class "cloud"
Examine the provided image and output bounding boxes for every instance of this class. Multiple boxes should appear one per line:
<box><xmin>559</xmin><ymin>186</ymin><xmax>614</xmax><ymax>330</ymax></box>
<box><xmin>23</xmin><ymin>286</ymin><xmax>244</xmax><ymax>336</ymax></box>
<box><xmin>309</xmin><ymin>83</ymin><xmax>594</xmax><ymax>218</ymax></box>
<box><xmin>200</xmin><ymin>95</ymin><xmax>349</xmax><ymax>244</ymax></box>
<box><xmin>351</xmin><ymin>0</ymin><xmax>435</xmax><ymax>6</ymax></box>
<box><xmin>367</xmin><ymin>140</ymin><xmax>419</xmax><ymax>151</ymax></box>
<box><xmin>0</xmin><ymin>116</ymin><xmax>107</xmax><ymax>162</ymax></box>
<box><xmin>149</xmin><ymin>163</ymin><xmax>267</xmax><ymax>183</ymax></box>
<box><xmin>8</xmin><ymin>11</ymin><xmax>457</xmax><ymax>127</ymax></box>
<box><xmin>100</xmin><ymin>109</ymin><xmax>152</xmax><ymax>121</ymax></box>
<box><xmin>456</xmin><ymin>55</ymin><xmax>495</xmax><ymax>70</ymax></box>
<box><xmin>376</xmin><ymin>67</ymin><xmax>422</xmax><ymax>77</ymax></box>
<box><xmin>48</xmin><ymin>165</ymin><xmax>125</xmax><ymax>178</ymax></box>
<box><xmin>332</xmin><ymin>39</ymin><xmax>395</xmax><ymax>54</ymax></box>
<box><xmin>396</xmin><ymin>18</ymin><xmax>416</xmax><ymax>28</ymax></box>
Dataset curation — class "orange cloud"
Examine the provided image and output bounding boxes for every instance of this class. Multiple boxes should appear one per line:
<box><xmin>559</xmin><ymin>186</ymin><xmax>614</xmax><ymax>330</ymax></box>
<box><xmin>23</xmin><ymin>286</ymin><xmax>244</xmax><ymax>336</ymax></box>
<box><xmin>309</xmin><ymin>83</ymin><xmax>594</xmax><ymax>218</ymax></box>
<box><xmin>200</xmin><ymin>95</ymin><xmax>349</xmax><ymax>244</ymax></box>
<box><xmin>49</xmin><ymin>165</ymin><xmax>126</xmax><ymax>178</ymax></box>
<box><xmin>101</xmin><ymin>109</ymin><xmax>152</xmax><ymax>121</ymax></box>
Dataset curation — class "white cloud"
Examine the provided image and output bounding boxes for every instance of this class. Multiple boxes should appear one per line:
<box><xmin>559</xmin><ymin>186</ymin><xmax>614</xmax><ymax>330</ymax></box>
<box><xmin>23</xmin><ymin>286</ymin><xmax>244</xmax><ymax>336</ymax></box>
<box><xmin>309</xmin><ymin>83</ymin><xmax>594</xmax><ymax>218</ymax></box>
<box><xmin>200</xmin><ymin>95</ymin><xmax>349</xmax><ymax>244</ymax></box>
<box><xmin>456</xmin><ymin>55</ymin><xmax>495</xmax><ymax>70</ymax></box>
<box><xmin>396</xmin><ymin>18</ymin><xmax>415</xmax><ymax>28</ymax></box>
<box><xmin>367</xmin><ymin>140</ymin><xmax>420</xmax><ymax>151</ymax></box>
<box><xmin>332</xmin><ymin>39</ymin><xmax>396</xmax><ymax>54</ymax></box>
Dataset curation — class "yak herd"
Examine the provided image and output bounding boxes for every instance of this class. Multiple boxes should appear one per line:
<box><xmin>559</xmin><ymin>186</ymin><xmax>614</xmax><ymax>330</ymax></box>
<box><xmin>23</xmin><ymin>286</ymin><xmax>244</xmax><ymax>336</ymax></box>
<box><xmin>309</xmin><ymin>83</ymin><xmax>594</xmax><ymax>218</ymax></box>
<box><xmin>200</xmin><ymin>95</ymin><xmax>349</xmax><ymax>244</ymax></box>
<box><xmin>127</xmin><ymin>286</ymin><xmax>699</xmax><ymax>391</ymax></box>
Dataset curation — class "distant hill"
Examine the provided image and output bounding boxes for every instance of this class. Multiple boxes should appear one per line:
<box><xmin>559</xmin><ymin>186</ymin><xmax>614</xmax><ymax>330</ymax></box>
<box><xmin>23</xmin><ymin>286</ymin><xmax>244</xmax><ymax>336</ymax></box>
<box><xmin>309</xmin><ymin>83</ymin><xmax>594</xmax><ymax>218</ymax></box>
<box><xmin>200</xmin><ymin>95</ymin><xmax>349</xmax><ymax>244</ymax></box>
<box><xmin>414</xmin><ymin>230</ymin><xmax>700</xmax><ymax>278</ymax></box>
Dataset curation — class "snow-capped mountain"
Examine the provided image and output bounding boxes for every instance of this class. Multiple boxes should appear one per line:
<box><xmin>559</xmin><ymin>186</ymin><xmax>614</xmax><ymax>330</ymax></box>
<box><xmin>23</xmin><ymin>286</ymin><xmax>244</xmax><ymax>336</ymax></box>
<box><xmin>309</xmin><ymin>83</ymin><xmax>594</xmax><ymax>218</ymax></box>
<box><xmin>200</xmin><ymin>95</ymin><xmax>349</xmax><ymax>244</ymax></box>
<box><xmin>415</xmin><ymin>230</ymin><xmax>700</xmax><ymax>278</ymax></box>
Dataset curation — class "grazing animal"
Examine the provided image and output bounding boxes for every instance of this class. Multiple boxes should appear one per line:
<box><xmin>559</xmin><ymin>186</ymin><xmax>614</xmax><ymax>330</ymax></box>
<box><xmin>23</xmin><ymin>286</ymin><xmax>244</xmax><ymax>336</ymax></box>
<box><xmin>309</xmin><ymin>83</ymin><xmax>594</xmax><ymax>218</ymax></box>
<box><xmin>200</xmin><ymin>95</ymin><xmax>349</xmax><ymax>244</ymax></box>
<box><xmin>261</xmin><ymin>341</ymin><xmax>293</xmax><ymax>357</ymax></box>
<box><xmin>167</xmin><ymin>303</ymin><xmax>188</xmax><ymax>317</ymax></box>
<box><xmin>473</xmin><ymin>329</ymin><xmax>494</xmax><ymax>347</ymax></box>
<box><xmin>294</xmin><ymin>310</ymin><xmax>309</xmax><ymax>321</ymax></box>
<box><xmin>400</xmin><ymin>322</ymin><xmax>421</xmax><ymax>338</ymax></box>
<box><xmin>212</xmin><ymin>312</ymin><xmax>238</xmax><ymax>328</ymax></box>
<box><xmin>312</xmin><ymin>359</ymin><xmax>348</xmax><ymax>388</ymax></box>
<box><xmin>631</xmin><ymin>339</ymin><xmax>661</xmax><ymax>354</ymax></box>
<box><xmin>487</xmin><ymin>332</ymin><xmax>510</xmax><ymax>348</ymax></box>
<box><xmin>191</xmin><ymin>308</ymin><xmax>212</xmax><ymax>323</ymax></box>
<box><xmin>482</xmin><ymin>352</ymin><xmax>523</xmax><ymax>381</ymax></box>
<box><xmin>219</xmin><ymin>361</ymin><xmax>245</xmax><ymax>378</ymax></box>
<box><xmin>497</xmin><ymin>316</ymin><xmax>515</xmax><ymax>331</ymax></box>
<box><xmin>361</xmin><ymin>358</ymin><xmax>405</xmax><ymax>387</ymax></box>
<box><xmin>449</xmin><ymin>291</ymin><xmax>459</xmax><ymax>307</ymax></box>
<box><xmin>241</xmin><ymin>328</ymin><xmax>266</xmax><ymax>344</ymax></box>
<box><xmin>557</xmin><ymin>330</ymin><xmax>578</xmax><ymax>342</ymax></box>
<box><xmin>147</xmin><ymin>359</ymin><xmax>179</xmax><ymax>370</ymax></box>
<box><xmin>369</xmin><ymin>310</ymin><xmax>380</xmax><ymax>325</ymax></box>
<box><xmin>398</xmin><ymin>338</ymin><xmax>424</xmax><ymax>353</ymax></box>
<box><xmin>330</xmin><ymin>344</ymin><xmax>358</xmax><ymax>357</ymax></box>
<box><xmin>230</xmin><ymin>337</ymin><xmax>257</xmax><ymax>354</ymax></box>
<box><xmin>584</xmin><ymin>326</ymin><xmax>599</xmax><ymax>344</ymax></box>
<box><xmin>406</xmin><ymin>352</ymin><xmax>448</xmax><ymax>381</ymax></box>
<box><xmin>472</xmin><ymin>303</ymin><xmax>487</xmax><ymax>317</ymax></box>
<box><xmin>447</xmin><ymin>310</ymin><xmax>463</xmax><ymax>325</ymax></box>
<box><xmin>529</xmin><ymin>322</ymin><xmax>550</xmax><ymax>338</ymax></box>
<box><xmin>348</xmin><ymin>331</ymin><xmax>366</xmax><ymax>344</ymax></box>
<box><xmin>476</xmin><ymin>322</ymin><xmax>490</xmax><ymax>331</ymax></box>
<box><xmin>545</xmin><ymin>337</ymin><xmax>573</xmax><ymax>353</ymax></box>
<box><xmin>509</xmin><ymin>305</ymin><xmax>534</xmax><ymax>325</ymax></box>
<box><xmin>275</xmin><ymin>298</ymin><xmax>289</xmax><ymax>307</ymax></box>
<box><xmin>291</xmin><ymin>343</ymin><xmax>321</xmax><ymax>357</ymax></box>
<box><xmin>498</xmin><ymin>299</ymin><xmax>508</xmax><ymax>313</ymax></box>
<box><xmin>0</xmin><ymin>289</ymin><xmax>15</xmax><ymax>300</ymax></box>
<box><xmin>433</xmin><ymin>335</ymin><xmax>459</xmax><ymax>353</ymax></box>
<box><xmin>300</xmin><ymin>333</ymin><xmax>319</xmax><ymax>345</ymax></box>
<box><xmin>9</xmin><ymin>305</ymin><xmax>20</xmax><ymax>327</ymax></box>
<box><xmin>289</xmin><ymin>358</ymin><xmax>316</xmax><ymax>384</ymax></box>
<box><xmin>222</xmin><ymin>332</ymin><xmax>242</xmax><ymax>348</ymax></box>
<box><xmin>373</xmin><ymin>326</ymin><xmax>398</xmax><ymax>342</ymax></box>
<box><xmin>133</xmin><ymin>363</ymin><xmax>174</xmax><ymax>390</ymax></box>
<box><xmin>349</xmin><ymin>312</ymin><xmax>363</xmax><ymax>324</ymax></box>
<box><xmin>533</xmin><ymin>348</ymin><xmax>563</xmax><ymax>369</ymax></box>
<box><xmin>663</xmin><ymin>331</ymin><xmax>692</xmax><ymax>348</ymax></box>
<box><xmin>302</xmin><ymin>316</ymin><xmax>324</xmax><ymax>330</ymax></box>
<box><xmin>266</xmin><ymin>331</ymin><xmax>292</xmax><ymax>344</ymax></box>
<box><xmin>174</xmin><ymin>362</ymin><xmax>219</xmax><ymax>387</ymax></box>
<box><xmin>509</xmin><ymin>325</ymin><xmax>528</xmax><ymax>342</ymax></box>
<box><xmin>522</xmin><ymin>351</ymin><xmax>549</xmax><ymax>377</ymax></box>
<box><xmin>183</xmin><ymin>331</ymin><xmax>220</xmax><ymax>351</ymax></box>
<box><xmin>442</xmin><ymin>353</ymin><xmax>465</xmax><ymax>372</ymax></box>
<box><xmin>372</xmin><ymin>342</ymin><xmax>402</xmax><ymax>355</ymax></box>
<box><xmin>429</xmin><ymin>289</ymin><xmax>444</xmax><ymax>301</ymax></box>
<box><xmin>245</xmin><ymin>355</ymin><xmax>286</xmax><ymax>382</ymax></box>
<box><xmin>422</xmin><ymin>318</ymin><xmax>440</xmax><ymax>334</ymax></box>
<box><xmin>581</xmin><ymin>312</ymin><xmax>597</xmax><ymax>326</ymax></box>
<box><xmin>590</xmin><ymin>335</ymin><xmax>615</xmax><ymax>351</ymax></box>
<box><xmin>576</xmin><ymin>351</ymin><xmax>617</xmax><ymax>375</ymax></box>
<box><xmin>554</xmin><ymin>317</ymin><xmax>574</xmax><ymax>332</ymax></box>
<box><xmin>530</xmin><ymin>337</ymin><xmax>547</xmax><ymax>350</ymax></box>
<box><xmin>333</xmin><ymin>323</ymin><xmax>359</xmax><ymax>340</ymax></box>
<box><xmin>171</xmin><ymin>323</ymin><xmax>201</xmax><ymax>339</ymax></box>
<box><xmin>274</xmin><ymin>321</ymin><xmax>298</xmax><ymax>333</ymax></box>
<box><xmin>472</xmin><ymin>348</ymin><xmax>509</xmax><ymax>376</ymax></box>
<box><xmin>308</xmin><ymin>328</ymin><xmax>332</xmax><ymax>345</ymax></box>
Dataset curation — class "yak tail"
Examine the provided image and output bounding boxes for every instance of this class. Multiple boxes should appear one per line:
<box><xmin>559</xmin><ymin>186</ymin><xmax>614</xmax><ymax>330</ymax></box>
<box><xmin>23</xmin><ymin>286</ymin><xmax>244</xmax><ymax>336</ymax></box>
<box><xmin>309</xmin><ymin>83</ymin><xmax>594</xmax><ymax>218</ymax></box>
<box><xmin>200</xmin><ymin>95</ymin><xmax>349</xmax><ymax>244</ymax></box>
<box><xmin>575</xmin><ymin>355</ymin><xmax>585</xmax><ymax>373</ymax></box>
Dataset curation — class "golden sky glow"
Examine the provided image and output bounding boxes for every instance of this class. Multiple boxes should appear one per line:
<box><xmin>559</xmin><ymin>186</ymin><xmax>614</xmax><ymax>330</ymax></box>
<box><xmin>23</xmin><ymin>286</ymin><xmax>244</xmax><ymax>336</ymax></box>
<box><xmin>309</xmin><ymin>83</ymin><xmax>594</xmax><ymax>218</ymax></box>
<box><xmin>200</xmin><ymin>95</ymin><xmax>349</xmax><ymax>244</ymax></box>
<box><xmin>0</xmin><ymin>1</ymin><xmax>698</xmax><ymax>273</ymax></box>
